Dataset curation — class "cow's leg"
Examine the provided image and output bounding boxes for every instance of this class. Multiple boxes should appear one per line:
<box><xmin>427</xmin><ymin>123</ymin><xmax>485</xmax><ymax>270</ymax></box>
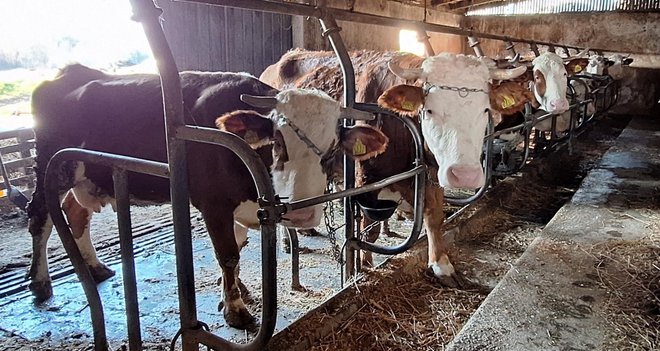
<box><xmin>202</xmin><ymin>210</ymin><xmax>254</xmax><ymax>329</ymax></box>
<box><xmin>27</xmin><ymin>185</ymin><xmax>55</xmax><ymax>302</ymax></box>
<box><xmin>424</xmin><ymin>186</ymin><xmax>465</xmax><ymax>288</ymax></box>
<box><xmin>379</xmin><ymin>220</ymin><xmax>405</xmax><ymax>239</ymax></box>
<box><xmin>61</xmin><ymin>191</ymin><xmax>115</xmax><ymax>283</ymax></box>
<box><xmin>360</xmin><ymin>216</ymin><xmax>380</xmax><ymax>268</ymax></box>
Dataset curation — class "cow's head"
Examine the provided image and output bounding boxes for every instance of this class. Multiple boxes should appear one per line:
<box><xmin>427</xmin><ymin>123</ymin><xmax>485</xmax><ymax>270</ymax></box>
<box><xmin>586</xmin><ymin>54</ymin><xmax>614</xmax><ymax>75</ymax></box>
<box><xmin>378</xmin><ymin>53</ymin><xmax>526</xmax><ymax>190</ymax></box>
<box><xmin>532</xmin><ymin>52</ymin><xmax>571</xmax><ymax>114</ymax></box>
<box><xmin>606</xmin><ymin>54</ymin><xmax>633</xmax><ymax>80</ymax></box>
<box><xmin>217</xmin><ymin>89</ymin><xmax>388</xmax><ymax>228</ymax></box>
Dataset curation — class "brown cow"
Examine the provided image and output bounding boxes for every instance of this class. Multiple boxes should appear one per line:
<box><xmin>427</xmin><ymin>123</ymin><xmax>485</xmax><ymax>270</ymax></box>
<box><xmin>26</xmin><ymin>64</ymin><xmax>388</xmax><ymax>328</ymax></box>
<box><xmin>261</xmin><ymin>50</ymin><xmax>526</xmax><ymax>286</ymax></box>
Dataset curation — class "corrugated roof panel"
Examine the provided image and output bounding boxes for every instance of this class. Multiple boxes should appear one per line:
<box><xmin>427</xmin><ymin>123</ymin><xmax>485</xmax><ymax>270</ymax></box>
<box><xmin>467</xmin><ymin>0</ymin><xmax>660</xmax><ymax>15</ymax></box>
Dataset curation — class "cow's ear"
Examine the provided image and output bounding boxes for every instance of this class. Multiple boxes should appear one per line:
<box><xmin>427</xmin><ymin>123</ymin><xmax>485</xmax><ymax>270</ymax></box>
<box><xmin>605</xmin><ymin>59</ymin><xmax>616</xmax><ymax>67</ymax></box>
<box><xmin>623</xmin><ymin>58</ymin><xmax>633</xmax><ymax>65</ymax></box>
<box><xmin>489</xmin><ymin>83</ymin><xmax>529</xmax><ymax>115</ymax></box>
<box><xmin>339</xmin><ymin>125</ymin><xmax>389</xmax><ymax>161</ymax></box>
<box><xmin>377</xmin><ymin>85</ymin><xmax>424</xmax><ymax>116</ymax></box>
<box><xmin>216</xmin><ymin>110</ymin><xmax>274</xmax><ymax>149</ymax></box>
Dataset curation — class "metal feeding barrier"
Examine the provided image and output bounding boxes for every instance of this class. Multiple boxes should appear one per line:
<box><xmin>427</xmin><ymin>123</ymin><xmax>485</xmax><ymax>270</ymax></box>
<box><xmin>39</xmin><ymin>1</ymin><xmax>624</xmax><ymax>350</ymax></box>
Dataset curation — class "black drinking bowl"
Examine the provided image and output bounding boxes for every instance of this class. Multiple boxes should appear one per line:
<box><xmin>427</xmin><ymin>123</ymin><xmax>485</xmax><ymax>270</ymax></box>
<box><xmin>355</xmin><ymin>196</ymin><xmax>398</xmax><ymax>222</ymax></box>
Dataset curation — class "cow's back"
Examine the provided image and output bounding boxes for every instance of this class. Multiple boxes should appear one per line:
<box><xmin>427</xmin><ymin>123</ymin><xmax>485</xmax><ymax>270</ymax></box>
<box><xmin>265</xmin><ymin>50</ymin><xmax>425</xmax><ymax>188</ymax></box>
<box><xmin>31</xmin><ymin>65</ymin><xmax>277</xmax><ymax>205</ymax></box>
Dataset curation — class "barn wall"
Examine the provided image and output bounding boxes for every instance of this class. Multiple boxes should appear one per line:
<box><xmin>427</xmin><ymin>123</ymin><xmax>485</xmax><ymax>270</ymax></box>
<box><xmin>463</xmin><ymin>12</ymin><xmax>660</xmax><ymax>58</ymax></box>
<box><xmin>291</xmin><ymin>0</ymin><xmax>465</xmax><ymax>55</ymax></box>
<box><xmin>463</xmin><ymin>12</ymin><xmax>660</xmax><ymax>116</ymax></box>
<box><xmin>155</xmin><ymin>0</ymin><xmax>292</xmax><ymax>75</ymax></box>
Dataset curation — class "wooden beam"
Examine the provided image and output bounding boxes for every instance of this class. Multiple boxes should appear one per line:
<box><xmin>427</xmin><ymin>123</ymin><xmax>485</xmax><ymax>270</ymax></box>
<box><xmin>447</xmin><ymin>0</ymin><xmax>505</xmax><ymax>11</ymax></box>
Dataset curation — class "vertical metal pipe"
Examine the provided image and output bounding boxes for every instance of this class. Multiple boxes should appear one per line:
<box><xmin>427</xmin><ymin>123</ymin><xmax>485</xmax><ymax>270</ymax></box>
<box><xmin>286</xmin><ymin>228</ymin><xmax>302</xmax><ymax>290</ymax></box>
<box><xmin>45</xmin><ymin>157</ymin><xmax>108</xmax><ymax>351</ymax></box>
<box><xmin>417</xmin><ymin>30</ymin><xmax>435</xmax><ymax>57</ymax></box>
<box><xmin>128</xmin><ymin>1</ymin><xmax>198</xmax><ymax>350</ymax></box>
<box><xmin>530</xmin><ymin>42</ymin><xmax>540</xmax><ymax>56</ymax></box>
<box><xmin>317</xmin><ymin>12</ymin><xmax>356</xmax><ymax>281</ymax></box>
<box><xmin>505</xmin><ymin>39</ymin><xmax>517</xmax><ymax>57</ymax></box>
<box><xmin>113</xmin><ymin>168</ymin><xmax>142</xmax><ymax>351</ymax></box>
<box><xmin>468</xmin><ymin>36</ymin><xmax>484</xmax><ymax>57</ymax></box>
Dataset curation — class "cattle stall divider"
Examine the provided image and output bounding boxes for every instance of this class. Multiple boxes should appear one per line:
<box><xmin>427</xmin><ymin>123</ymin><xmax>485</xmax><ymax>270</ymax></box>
<box><xmin>42</xmin><ymin>1</ymin><xmax>623</xmax><ymax>350</ymax></box>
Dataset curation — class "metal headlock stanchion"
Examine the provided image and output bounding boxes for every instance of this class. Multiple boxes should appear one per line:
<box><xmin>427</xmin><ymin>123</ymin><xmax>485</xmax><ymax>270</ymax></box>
<box><xmin>44</xmin><ymin>1</ymin><xmax>624</xmax><ymax>350</ymax></box>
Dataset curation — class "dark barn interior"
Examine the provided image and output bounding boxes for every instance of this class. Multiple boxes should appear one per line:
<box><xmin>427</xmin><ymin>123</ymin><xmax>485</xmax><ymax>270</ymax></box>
<box><xmin>0</xmin><ymin>0</ymin><xmax>659</xmax><ymax>350</ymax></box>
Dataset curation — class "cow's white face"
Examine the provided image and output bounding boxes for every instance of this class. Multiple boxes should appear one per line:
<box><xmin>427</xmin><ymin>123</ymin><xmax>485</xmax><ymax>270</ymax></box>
<box><xmin>606</xmin><ymin>54</ymin><xmax>633</xmax><ymax>80</ymax></box>
<box><xmin>270</xmin><ymin>90</ymin><xmax>340</xmax><ymax>228</ymax></box>
<box><xmin>532</xmin><ymin>52</ymin><xmax>570</xmax><ymax>114</ymax></box>
<box><xmin>587</xmin><ymin>55</ymin><xmax>607</xmax><ymax>75</ymax></box>
<box><xmin>379</xmin><ymin>54</ymin><xmax>525</xmax><ymax>190</ymax></box>
<box><xmin>420</xmin><ymin>55</ymin><xmax>491</xmax><ymax>189</ymax></box>
<box><xmin>221</xmin><ymin>89</ymin><xmax>389</xmax><ymax>229</ymax></box>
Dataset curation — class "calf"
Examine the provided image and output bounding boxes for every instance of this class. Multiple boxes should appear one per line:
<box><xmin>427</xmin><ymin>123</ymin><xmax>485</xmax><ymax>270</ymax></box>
<box><xmin>262</xmin><ymin>50</ymin><xmax>526</xmax><ymax>286</ymax></box>
<box><xmin>26</xmin><ymin>64</ymin><xmax>388</xmax><ymax>328</ymax></box>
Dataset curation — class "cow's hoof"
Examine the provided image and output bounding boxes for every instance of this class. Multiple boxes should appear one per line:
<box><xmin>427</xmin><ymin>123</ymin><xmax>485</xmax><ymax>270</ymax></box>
<box><xmin>424</xmin><ymin>267</ymin><xmax>467</xmax><ymax>289</ymax></box>
<box><xmin>224</xmin><ymin>307</ymin><xmax>256</xmax><ymax>330</ymax></box>
<box><xmin>29</xmin><ymin>280</ymin><xmax>53</xmax><ymax>303</ymax></box>
<box><xmin>89</xmin><ymin>264</ymin><xmax>115</xmax><ymax>283</ymax></box>
<box><xmin>299</xmin><ymin>228</ymin><xmax>321</xmax><ymax>237</ymax></box>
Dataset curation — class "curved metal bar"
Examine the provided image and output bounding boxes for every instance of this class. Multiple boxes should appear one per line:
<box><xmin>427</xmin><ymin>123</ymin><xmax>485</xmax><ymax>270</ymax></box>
<box><xmin>316</xmin><ymin>10</ymin><xmax>358</xmax><ymax>281</ymax></box>
<box><xmin>286</xmin><ymin>228</ymin><xmax>303</xmax><ymax>291</ymax></box>
<box><xmin>131</xmin><ymin>1</ymin><xmax>279</xmax><ymax>350</ymax></box>
<box><xmin>44</xmin><ymin>151</ymin><xmax>111</xmax><ymax>351</ymax></box>
<box><xmin>174</xmin><ymin>125</ymin><xmax>279</xmax><ymax>350</ymax></box>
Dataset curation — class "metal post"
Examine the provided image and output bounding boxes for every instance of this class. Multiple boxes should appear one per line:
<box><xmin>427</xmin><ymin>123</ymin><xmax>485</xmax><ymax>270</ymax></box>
<box><xmin>317</xmin><ymin>11</ymin><xmax>357</xmax><ymax>282</ymax></box>
<box><xmin>468</xmin><ymin>36</ymin><xmax>484</xmax><ymax>57</ymax></box>
<box><xmin>505</xmin><ymin>39</ymin><xmax>516</xmax><ymax>57</ymax></box>
<box><xmin>547</xmin><ymin>44</ymin><xmax>556</xmax><ymax>53</ymax></box>
<box><xmin>286</xmin><ymin>228</ymin><xmax>302</xmax><ymax>291</ymax></box>
<box><xmin>530</xmin><ymin>42</ymin><xmax>540</xmax><ymax>57</ymax></box>
<box><xmin>416</xmin><ymin>29</ymin><xmax>435</xmax><ymax>56</ymax></box>
<box><xmin>128</xmin><ymin>1</ymin><xmax>197</xmax><ymax>350</ymax></box>
<box><xmin>45</xmin><ymin>154</ymin><xmax>108</xmax><ymax>351</ymax></box>
<box><xmin>113</xmin><ymin>168</ymin><xmax>142</xmax><ymax>351</ymax></box>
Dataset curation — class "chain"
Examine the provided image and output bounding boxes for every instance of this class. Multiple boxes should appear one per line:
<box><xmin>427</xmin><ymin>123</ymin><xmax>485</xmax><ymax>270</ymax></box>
<box><xmin>423</xmin><ymin>83</ymin><xmax>487</xmax><ymax>98</ymax></box>
<box><xmin>323</xmin><ymin>180</ymin><xmax>344</xmax><ymax>265</ymax></box>
<box><xmin>279</xmin><ymin>115</ymin><xmax>325</xmax><ymax>158</ymax></box>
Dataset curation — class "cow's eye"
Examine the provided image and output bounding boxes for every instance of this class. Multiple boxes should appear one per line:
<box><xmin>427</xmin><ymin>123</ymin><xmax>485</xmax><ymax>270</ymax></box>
<box><xmin>426</xmin><ymin>109</ymin><xmax>433</xmax><ymax>115</ymax></box>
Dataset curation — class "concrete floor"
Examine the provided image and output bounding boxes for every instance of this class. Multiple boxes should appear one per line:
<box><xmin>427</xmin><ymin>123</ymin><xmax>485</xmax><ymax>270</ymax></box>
<box><xmin>448</xmin><ymin>116</ymin><xmax>660</xmax><ymax>351</ymax></box>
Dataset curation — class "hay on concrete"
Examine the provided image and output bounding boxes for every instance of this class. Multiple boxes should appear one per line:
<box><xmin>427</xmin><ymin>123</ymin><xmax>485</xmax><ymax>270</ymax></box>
<box><xmin>584</xmin><ymin>234</ymin><xmax>660</xmax><ymax>350</ymax></box>
<box><xmin>308</xmin><ymin>268</ymin><xmax>487</xmax><ymax>351</ymax></box>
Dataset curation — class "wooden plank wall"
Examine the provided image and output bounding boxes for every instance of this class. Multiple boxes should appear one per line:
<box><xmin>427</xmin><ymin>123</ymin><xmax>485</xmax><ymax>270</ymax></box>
<box><xmin>156</xmin><ymin>0</ymin><xmax>293</xmax><ymax>76</ymax></box>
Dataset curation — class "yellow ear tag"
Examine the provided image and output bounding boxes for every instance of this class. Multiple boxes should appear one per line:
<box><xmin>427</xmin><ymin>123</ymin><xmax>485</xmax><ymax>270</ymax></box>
<box><xmin>574</xmin><ymin>65</ymin><xmax>582</xmax><ymax>73</ymax></box>
<box><xmin>401</xmin><ymin>100</ymin><xmax>415</xmax><ymax>111</ymax></box>
<box><xmin>243</xmin><ymin>130</ymin><xmax>260</xmax><ymax>144</ymax></box>
<box><xmin>501</xmin><ymin>95</ymin><xmax>516</xmax><ymax>109</ymax></box>
<box><xmin>353</xmin><ymin>138</ymin><xmax>367</xmax><ymax>156</ymax></box>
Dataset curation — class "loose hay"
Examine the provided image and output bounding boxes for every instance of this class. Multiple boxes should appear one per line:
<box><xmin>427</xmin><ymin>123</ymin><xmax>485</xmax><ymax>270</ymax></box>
<box><xmin>307</xmin><ymin>269</ymin><xmax>487</xmax><ymax>351</ymax></box>
<box><xmin>585</xmin><ymin>236</ymin><xmax>660</xmax><ymax>350</ymax></box>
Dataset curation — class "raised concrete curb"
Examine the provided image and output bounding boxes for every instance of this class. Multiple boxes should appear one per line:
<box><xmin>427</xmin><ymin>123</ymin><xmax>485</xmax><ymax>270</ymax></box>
<box><xmin>447</xmin><ymin>117</ymin><xmax>660</xmax><ymax>351</ymax></box>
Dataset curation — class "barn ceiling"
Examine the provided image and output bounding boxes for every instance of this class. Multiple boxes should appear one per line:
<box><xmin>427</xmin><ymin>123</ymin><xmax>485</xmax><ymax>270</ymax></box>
<box><xmin>391</xmin><ymin>0</ymin><xmax>660</xmax><ymax>14</ymax></box>
<box><xmin>388</xmin><ymin>0</ymin><xmax>511</xmax><ymax>13</ymax></box>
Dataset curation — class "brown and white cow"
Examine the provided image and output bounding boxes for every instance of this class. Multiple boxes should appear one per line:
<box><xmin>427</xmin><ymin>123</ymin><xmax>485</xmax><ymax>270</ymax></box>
<box><xmin>26</xmin><ymin>64</ymin><xmax>388</xmax><ymax>328</ymax></box>
<box><xmin>261</xmin><ymin>50</ymin><xmax>526</xmax><ymax>286</ymax></box>
<box><xmin>487</xmin><ymin>51</ymin><xmax>591</xmax><ymax>134</ymax></box>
